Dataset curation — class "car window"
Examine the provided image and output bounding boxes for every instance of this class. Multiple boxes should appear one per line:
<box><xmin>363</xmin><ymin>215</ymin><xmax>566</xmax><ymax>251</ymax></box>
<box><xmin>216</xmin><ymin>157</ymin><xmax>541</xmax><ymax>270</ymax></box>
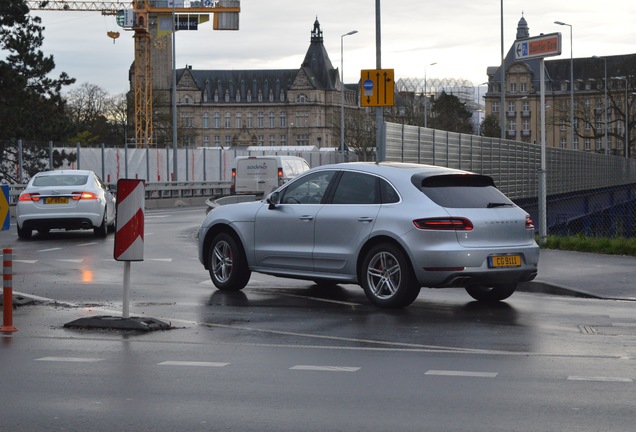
<box><xmin>33</xmin><ymin>174</ymin><xmax>89</xmax><ymax>187</ymax></box>
<box><xmin>414</xmin><ymin>174</ymin><xmax>514</xmax><ymax>208</ymax></box>
<box><xmin>380</xmin><ymin>178</ymin><xmax>400</xmax><ymax>203</ymax></box>
<box><xmin>332</xmin><ymin>172</ymin><xmax>378</xmax><ymax>205</ymax></box>
<box><xmin>281</xmin><ymin>171</ymin><xmax>335</xmax><ymax>204</ymax></box>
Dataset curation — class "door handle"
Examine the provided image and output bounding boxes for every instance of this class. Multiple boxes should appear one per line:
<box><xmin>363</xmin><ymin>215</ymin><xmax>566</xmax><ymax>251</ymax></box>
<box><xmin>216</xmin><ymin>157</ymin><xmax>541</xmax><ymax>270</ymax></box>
<box><xmin>299</xmin><ymin>215</ymin><xmax>314</xmax><ymax>221</ymax></box>
<box><xmin>357</xmin><ymin>217</ymin><xmax>374</xmax><ymax>223</ymax></box>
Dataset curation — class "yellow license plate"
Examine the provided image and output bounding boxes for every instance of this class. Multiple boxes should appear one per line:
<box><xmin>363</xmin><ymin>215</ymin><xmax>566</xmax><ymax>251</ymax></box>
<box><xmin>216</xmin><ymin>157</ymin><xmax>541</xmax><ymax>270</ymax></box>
<box><xmin>45</xmin><ymin>197</ymin><xmax>69</xmax><ymax>205</ymax></box>
<box><xmin>488</xmin><ymin>255</ymin><xmax>521</xmax><ymax>268</ymax></box>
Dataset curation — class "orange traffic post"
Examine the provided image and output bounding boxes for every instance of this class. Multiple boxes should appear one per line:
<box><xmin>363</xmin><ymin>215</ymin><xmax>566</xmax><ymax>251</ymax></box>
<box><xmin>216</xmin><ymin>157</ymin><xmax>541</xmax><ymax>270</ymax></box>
<box><xmin>2</xmin><ymin>248</ymin><xmax>17</xmax><ymax>333</ymax></box>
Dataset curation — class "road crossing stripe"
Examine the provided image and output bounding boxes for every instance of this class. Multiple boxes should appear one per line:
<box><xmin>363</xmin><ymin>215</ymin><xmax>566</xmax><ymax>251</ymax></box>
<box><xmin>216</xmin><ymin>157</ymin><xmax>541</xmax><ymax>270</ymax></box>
<box><xmin>567</xmin><ymin>376</ymin><xmax>633</xmax><ymax>382</ymax></box>
<box><xmin>290</xmin><ymin>365</ymin><xmax>360</xmax><ymax>372</ymax></box>
<box><xmin>425</xmin><ymin>370</ymin><xmax>498</xmax><ymax>378</ymax></box>
<box><xmin>158</xmin><ymin>361</ymin><xmax>229</xmax><ymax>367</ymax></box>
<box><xmin>35</xmin><ymin>357</ymin><xmax>103</xmax><ymax>363</ymax></box>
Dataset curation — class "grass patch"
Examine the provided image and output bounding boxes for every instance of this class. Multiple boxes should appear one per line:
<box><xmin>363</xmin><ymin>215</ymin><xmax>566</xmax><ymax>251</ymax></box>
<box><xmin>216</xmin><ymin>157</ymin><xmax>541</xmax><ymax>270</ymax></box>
<box><xmin>543</xmin><ymin>235</ymin><xmax>636</xmax><ymax>256</ymax></box>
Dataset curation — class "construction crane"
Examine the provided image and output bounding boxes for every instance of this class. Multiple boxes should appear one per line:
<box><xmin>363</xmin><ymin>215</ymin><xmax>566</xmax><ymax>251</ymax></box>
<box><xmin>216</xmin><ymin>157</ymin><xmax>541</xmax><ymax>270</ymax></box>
<box><xmin>26</xmin><ymin>0</ymin><xmax>240</xmax><ymax>147</ymax></box>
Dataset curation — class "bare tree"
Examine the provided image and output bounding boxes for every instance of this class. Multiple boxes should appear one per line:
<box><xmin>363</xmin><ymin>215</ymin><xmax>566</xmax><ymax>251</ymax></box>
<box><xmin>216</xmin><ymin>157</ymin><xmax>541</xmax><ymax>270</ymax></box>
<box><xmin>66</xmin><ymin>82</ymin><xmax>109</xmax><ymax>127</ymax></box>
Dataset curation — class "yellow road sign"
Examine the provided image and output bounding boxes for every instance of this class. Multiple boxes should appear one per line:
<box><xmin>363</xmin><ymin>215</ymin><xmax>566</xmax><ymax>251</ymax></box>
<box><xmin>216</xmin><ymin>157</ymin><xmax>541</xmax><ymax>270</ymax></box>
<box><xmin>1</xmin><ymin>185</ymin><xmax>9</xmax><ymax>231</ymax></box>
<box><xmin>360</xmin><ymin>69</ymin><xmax>395</xmax><ymax>107</ymax></box>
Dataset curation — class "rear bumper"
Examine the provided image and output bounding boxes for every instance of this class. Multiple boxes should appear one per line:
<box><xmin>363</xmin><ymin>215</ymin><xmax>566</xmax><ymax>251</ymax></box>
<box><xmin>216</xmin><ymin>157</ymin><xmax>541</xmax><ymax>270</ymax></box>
<box><xmin>19</xmin><ymin>217</ymin><xmax>99</xmax><ymax>231</ymax></box>
<box><xmin>409</xmin><ymin>245</ymin><xmax>540</xmax><ymax>288</ymax></box>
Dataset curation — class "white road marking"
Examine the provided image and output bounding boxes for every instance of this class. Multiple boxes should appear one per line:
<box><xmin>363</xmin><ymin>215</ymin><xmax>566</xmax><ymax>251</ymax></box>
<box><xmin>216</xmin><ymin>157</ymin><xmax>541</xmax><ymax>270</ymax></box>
<box><xmin>35</xmin><ymin>357</ymin><xmax>103</xmax><ymax>363</ymax></box>
<box><xmin>290</xmin><ymin>365</ymin><xmax>360</xmax><ymax>372</ymax></box>
<box><xmin>56</xmin><ymin>259</ymin><xmax>84</xmax><ymax>263</ymax></box>
<box><xmin>14</xmin><ymin>260</ymin><xmax>38</xmax><ymax>264</ymax></box>
<box><xmin>567</xmin><ymin>376</ymin><xmax>633</xmax><ymax>382</ymax></box>
<box><xmin>78</xmin><ymin>242</ymin><xmax>98</xmax><ymax>247</ymax></box>
<box><xmin>158</xmin><ymin>361</ymin><xmax>229</xmax><ymax>367</ymax></box>
<box><xmin>425</xmin><ymin>370</ymin><xmax>498</xmax><ymax>378</ymax></box>
<box><xmin>147</xmin><ymin>258</ymin><xmax>173</xmax><ymax>262</ymax></box>
<box><xmin>37</xmin><ymin>247</ymin><xmax>62</xmax><ymax>253</ymax></box>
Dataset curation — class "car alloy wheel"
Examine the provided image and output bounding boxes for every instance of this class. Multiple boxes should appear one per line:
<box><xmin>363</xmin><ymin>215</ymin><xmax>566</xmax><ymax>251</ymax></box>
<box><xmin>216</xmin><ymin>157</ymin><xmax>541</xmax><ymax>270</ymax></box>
<box><xmin>362</xmin><ymin>243</ymin><xmax>420</xmax><ymax>308</ymax></box>
<box><xmin>208</xmin><ymin>232</ymin><xmax>250</xmax><ymax>291</ymax></box>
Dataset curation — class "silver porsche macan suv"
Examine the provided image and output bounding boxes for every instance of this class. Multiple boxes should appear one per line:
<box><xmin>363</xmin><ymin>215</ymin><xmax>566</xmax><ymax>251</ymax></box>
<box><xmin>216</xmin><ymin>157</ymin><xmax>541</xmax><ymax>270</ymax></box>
<box><xmin>198</xmin><ymin>162</ymin><xmax>539</xmax><ymax>308</ymax></box>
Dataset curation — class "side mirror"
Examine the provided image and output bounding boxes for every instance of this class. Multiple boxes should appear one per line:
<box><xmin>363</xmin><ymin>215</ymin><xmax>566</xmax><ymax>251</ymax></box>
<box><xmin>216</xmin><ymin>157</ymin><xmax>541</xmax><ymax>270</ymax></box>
<box><xmin>266</xmin><ymin>191</ymin><xmax>280</xmax><ymax>209</ymax></box>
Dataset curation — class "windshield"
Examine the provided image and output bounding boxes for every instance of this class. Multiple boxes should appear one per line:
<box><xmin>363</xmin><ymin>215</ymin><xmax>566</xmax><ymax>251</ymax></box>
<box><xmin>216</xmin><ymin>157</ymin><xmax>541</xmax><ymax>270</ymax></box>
<box><xmin>33</xmin><ymin>174</ymin><xmax>89</xmax><ymax>187</ymax></box>
<box><xmin>413</xmin><ymin>174</ymin><xmax>514</xmax><ymax>209</ymax></box>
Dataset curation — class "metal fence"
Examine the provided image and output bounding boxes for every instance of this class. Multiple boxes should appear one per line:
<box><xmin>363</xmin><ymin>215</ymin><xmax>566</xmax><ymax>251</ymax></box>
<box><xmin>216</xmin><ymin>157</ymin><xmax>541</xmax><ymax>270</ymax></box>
<box><xmin>2</xmin><ymin>140</ymin><xmax>353</xmax><ymax>186</ymax></box>
<box><xmin>4</xmin><ymin>131</ymin><xmax>635</xmax><ymax>237</ymax></box>
<box><xmin>385</xmin><ymin>123</ymin><xmax>636</xmax><ymax>201</ymax></box>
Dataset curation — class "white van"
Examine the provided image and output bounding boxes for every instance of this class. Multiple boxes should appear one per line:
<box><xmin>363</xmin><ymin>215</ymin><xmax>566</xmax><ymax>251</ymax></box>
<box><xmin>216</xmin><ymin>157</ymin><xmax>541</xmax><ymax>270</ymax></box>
<box><xmin>231</xmin><ymin>156</ymin><xmax>310</xmax><ymax>195</ymax></box>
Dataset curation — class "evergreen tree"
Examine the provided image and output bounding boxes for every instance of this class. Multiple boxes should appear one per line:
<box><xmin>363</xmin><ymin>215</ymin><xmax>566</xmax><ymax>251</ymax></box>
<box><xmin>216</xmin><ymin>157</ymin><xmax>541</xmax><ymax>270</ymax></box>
<box><xmin>428</xmin><ymin>91</ymin><xmax>474</xmax><ymax>134</ymax></box>
<box><xmin>480</xmin><ymin>114</ymin><xmax>501</xmax><ymax>138</ymax></box>
<box><xmin>0</xmin><ymin>0</ymin><xmax>75</xmax><ymax>181</ymax></box>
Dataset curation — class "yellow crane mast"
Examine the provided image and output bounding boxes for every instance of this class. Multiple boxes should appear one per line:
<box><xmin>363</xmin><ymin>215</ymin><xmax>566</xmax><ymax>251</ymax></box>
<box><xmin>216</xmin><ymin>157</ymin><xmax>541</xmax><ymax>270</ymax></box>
<box><xmin>26</xmin><ymin>1</ymin><xmax>240</xmax><ymax>147</ymax></box>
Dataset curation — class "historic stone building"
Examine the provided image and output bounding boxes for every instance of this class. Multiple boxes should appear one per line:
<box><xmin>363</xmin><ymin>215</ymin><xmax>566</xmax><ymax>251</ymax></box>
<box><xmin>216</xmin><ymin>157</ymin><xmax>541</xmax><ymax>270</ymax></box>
<box><xmin>484</xmin><ymin>15</ymin><xmax>635</xmax><ymax>157</ymax></box>
<box><xmin>149</xmin><ymin>19</ymin><xmax>357</xmax><ymax>149</ymax></box>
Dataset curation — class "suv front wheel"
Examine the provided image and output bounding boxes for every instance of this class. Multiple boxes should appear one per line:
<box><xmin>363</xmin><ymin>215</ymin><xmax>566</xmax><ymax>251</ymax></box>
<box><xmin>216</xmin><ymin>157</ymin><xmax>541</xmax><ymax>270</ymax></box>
<box><xmin>208</xmin><ymin>232</ymin><xmax>251</xmax><ymax>291</ymax></box>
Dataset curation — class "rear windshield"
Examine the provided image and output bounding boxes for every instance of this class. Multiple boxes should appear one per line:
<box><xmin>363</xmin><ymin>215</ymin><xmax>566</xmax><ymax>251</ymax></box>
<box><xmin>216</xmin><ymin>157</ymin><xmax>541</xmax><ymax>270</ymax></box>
<box><xmin>33</xmin><ymin>174</ymin><xmax>89</xmax><ymax>187</ymax></box>
<box><xmin>412</xmin><ymin>174</ymin><xmax>514</xmax><ymax>208</ymax></box>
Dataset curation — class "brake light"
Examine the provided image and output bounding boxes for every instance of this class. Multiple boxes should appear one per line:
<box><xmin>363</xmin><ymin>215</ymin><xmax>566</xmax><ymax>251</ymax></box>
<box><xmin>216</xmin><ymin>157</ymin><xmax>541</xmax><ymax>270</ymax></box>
<box><xmin>413</xmin><ymin>217</ymin><xmax>474</xmax><ymax>231</ymax></box>
<box><xmin>526</xmin><ymin>216</ymin><xmax>535</xmax><ymax>230</ymax></box>
<box><xmin>230</xmin><ymin>168</ymin><xmax>236</xmax><ymax>194</ymax></box>
<box><xmin>71</xmin><ymin>191</ymin><xmax>98</xmax><ymax>201</ymax></box>
<box><xmin>19</xmin><ymin>193</ymin><xmax>41</xmax><ymax>202</ymax></box>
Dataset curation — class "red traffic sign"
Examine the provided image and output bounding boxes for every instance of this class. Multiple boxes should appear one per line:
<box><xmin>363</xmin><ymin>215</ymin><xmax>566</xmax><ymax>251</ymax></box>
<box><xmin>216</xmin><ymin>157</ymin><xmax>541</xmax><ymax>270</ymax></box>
<box><xmin>515</xmin><ymin>32</ymin><xmax>561</xmax><ymax>60</ymax></box>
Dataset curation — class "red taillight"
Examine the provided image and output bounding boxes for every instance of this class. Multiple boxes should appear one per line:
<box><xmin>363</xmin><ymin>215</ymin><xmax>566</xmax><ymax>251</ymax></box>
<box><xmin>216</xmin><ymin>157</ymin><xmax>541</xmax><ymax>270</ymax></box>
<box><xmin>526</xmin><ymin>216</ymin><xmax>535</xmax><ymax>230</ymax></box>
<box><xmin>230</xmin><ymin>169</ymin><xmax>236</xmax><ymax>194</ymax></box>
<box><xmin>19</xmin><ymin>193</ymin><xmax>40</xmax><ymax>202</ymax></box>
<box><xmin>278</xmin><ymin>168</ymin><xmax>284</xmax><ymax>186</ymax></box>
<box><xmin>71</xmin><ymin>191</ymin><xmax>98</xmax><ymax>201</ymax></box>
<box><xmin>413</xmin><ymin>217</ymin><xmax>474</xmax><ymax>231</ymax></box>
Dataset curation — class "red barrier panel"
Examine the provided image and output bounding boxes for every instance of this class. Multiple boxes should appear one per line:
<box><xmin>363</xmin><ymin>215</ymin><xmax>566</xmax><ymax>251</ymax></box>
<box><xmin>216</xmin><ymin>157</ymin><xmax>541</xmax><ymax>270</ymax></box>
<box><xmin>114</xmin><ymin>179</ymin><xmax>145</xmax><ymax>262</ymax></box>
<box><xmin>2</xmin><ymin>248</ymin><xmax>17</xmax><ymax>333</ymax></box>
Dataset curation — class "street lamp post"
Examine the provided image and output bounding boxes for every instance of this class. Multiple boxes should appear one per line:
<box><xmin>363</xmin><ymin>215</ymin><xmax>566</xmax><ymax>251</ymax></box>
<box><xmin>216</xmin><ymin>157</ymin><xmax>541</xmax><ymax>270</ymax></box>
<box><xmin>593</xmin><ymin>56</ymin><xmax>609</xmax><ymax>155</ymax></box>
<box><xmin>555</xmin><ymin>21</ymin><xmax>574</xmax><ymax>150</ymax></box>
<box><xmin>477</xmin><ymin>82</ymin><xmax>488</xmax><ymax>127</ymax></box>
<box><xmin>617</xmin><ymin>78</ymin><xmax>632</xmax><ymax>159</ymax></box>
<box><xmin>340</xmin><ymin>30</ymin><xmax>358</xmax><ymax>155</ymax></box>
<box><xmin>615</xmin><ymin>77</ymin><xmax>630</xmax><ymax>158</ymax></box>
<box><xmin>424</xmin><ymin>62</ymin><xmax>437</xmax><ymax>128</ymax></box>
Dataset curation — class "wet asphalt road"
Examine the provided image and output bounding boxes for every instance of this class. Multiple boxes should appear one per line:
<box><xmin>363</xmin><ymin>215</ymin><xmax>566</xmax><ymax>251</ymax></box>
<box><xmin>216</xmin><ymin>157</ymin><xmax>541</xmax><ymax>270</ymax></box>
<box><xmin>2</xmin><ymin>207</ymin><xmax>636</xmax><ymax>431</ymax></box>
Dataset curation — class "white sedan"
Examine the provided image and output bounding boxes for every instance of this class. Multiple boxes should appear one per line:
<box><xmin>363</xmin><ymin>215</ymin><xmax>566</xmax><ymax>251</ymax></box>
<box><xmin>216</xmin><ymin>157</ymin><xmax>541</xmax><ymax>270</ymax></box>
<box><xmin>16</xmin><ymin>170</ymin><xmax>116</xmax><ymax>239</ymax></box>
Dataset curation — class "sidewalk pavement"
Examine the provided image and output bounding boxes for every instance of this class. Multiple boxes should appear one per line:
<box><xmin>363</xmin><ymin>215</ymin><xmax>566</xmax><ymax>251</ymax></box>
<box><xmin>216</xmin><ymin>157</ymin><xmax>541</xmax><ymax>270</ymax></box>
<box><xmin>519</xmin><ymin>249</ymin><xmax>636</xmax><ymax>301</ymax></box>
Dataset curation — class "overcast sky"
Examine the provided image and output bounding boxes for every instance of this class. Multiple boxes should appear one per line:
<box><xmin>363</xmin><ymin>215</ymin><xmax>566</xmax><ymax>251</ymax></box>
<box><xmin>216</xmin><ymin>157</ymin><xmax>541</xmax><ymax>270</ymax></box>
<box><xmin>29</xmin><ymin>0</ymin><xmax>636</xmax><ymax>96</ymax></box>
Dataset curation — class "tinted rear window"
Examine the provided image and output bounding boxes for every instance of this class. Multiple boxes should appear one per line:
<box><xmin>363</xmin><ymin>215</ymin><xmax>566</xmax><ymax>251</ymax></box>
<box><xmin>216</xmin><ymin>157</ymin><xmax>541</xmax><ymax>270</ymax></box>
<box><xmin>412</xmin><ymin>174</ymin><xmax>514</xmax><ymax>208</ymax></box>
